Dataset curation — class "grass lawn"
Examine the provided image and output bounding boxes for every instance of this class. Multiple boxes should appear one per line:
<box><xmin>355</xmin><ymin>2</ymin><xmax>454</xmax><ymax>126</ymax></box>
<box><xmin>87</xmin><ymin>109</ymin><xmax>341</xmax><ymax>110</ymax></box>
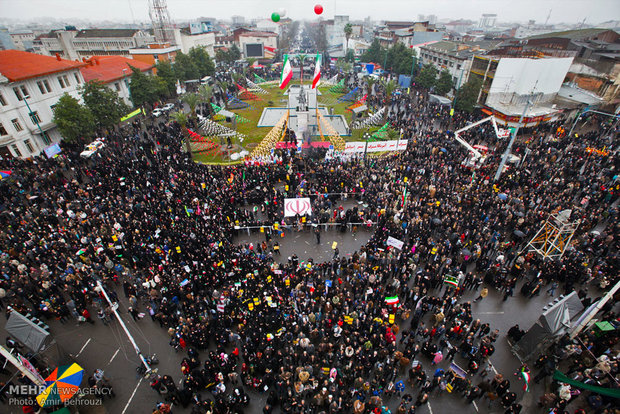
<box><xmin>192</xmin><ymin>82</ymin><xmax>397</xmax><ymax>165</ymax></box>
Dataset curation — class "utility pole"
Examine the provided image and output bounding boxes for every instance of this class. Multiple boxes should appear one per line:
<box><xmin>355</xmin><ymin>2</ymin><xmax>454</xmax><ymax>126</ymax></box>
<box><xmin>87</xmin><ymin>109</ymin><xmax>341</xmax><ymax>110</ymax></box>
<box><xmin>494</xmin><ymin>97</ymin><xmax>532</xmax><ymax>181</ymax></box>
<box><xmin>96</xmin><ymin>281</ymin><xmax>151</xmax><ymax>373</ymax></box>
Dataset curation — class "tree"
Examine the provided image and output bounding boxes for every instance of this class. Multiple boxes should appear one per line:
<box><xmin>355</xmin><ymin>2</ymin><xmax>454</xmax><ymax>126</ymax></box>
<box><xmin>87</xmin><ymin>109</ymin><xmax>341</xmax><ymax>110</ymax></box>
<box><xmin>385</xmin><ymin>43</ymin><xmax>414</xmax><ymax>75</ymax></box>
<box><xmin>52</xmin><ymin>93</ymin><xmax>95</xmax><ymax>143</ymax></box>
<box><xmin>345</xmin><ymin>49</ymin><xmax>355</xmax><ymax>63</ymax></box>
<box><xmin>381</xmin><ymin>79</ymin><xmax>397</xmax><ymax>120</ymax></box>
<box><xmin>435</xmin><ymin>70</ymin><xmax>454</xmax><ymax>96</ymax></box>
<box><xmin>80</xmin><ymin>80</ymin><xmax>129</xmax><ymax>131</ymax></box>
<box><xmin>365</xmin><ymin>76</ymin><xmax>377</xmax><ymax>96</ymax></box>
<box><xmin>217</xmin><ymin>80</ymin><xmax>230</xmax><ymax>109</ymax></box>
<box><xmin>416</xmin><ymin>64</ymin><xmax>438</xmax><ymax>90</ymax></box>
<box><xmin>155</xmin><ymin>60</ymin><xmax>177</xmax><ymax>96</ymax></box>
<box><xmin>229</xmin><ymin>45</ymin><xmax>241</xmax><ymax>61</ymax></box>
<box><xmin>198</xmin><ymin>84</ymin><xmax>214</xmax><ymax>116</ymax></box>
<box><xmin>189</xmin><ymin>46</ymin><xmax>215</xmax><ymax>78</ymax></box>
<box><xmin>170</xmin><ymin>111</ymin><xmax>191</xmax><ymax>153</ymax></box>
<box><xmin>344</xmin><ymin>23</ymin><xmax>353</xmax><ymax>53</ymax></box>
<box><xmin>361</xmin><ymin>39</ymin><xmax>385</xmax><ymax>64</ymax></box>
<box><xmin>455</xmin><ymin>77</ymin><xmax>482</xmax><ymax>113</ymax></box>
<box><xmin>182</xmin><ymin>93</ymin><xmax>200</xmax><ymax>121</ymax></box>
<box><xmin>129</xmin><ymin>66</ymin><xmax>167</xmax><ymax>107</ymax></box>
<box><xmin>174</xmin><ymin>51</ymin><xmax>200</xmax><ymax>81</ymax></box>
<box><xmin>335</xmin><ymin>59</ymin><xmax>352</xmax><ymax>73</ymax></box>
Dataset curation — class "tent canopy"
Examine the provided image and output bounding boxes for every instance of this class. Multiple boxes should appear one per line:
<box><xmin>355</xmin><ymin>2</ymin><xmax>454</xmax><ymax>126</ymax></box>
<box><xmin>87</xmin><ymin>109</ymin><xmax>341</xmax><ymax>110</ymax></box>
<box><xmin>6</xmin><ymin>310</ymin><xmax>50</xmax><ymax>352</ymax></box>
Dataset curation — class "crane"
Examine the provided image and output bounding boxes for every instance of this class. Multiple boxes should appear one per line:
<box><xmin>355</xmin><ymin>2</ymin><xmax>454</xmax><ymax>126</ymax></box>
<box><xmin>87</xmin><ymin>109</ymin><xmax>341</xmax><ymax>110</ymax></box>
<box><xmin>452</xmin><ymin>116</ymin><xmax>505</xmax><ymax>168</ymax></box>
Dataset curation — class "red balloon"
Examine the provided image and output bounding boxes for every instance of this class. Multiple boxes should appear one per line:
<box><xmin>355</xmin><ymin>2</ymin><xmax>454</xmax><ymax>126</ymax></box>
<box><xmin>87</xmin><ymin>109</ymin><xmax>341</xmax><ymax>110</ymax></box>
<box><xmin>314</xmin><ymin>4</ymin><xmax>323</xmax><ymax>15</ymax></box>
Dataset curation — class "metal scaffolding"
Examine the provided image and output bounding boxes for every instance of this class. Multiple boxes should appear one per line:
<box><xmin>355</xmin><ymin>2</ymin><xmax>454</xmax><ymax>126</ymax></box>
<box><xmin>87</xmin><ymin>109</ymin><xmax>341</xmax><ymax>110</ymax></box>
<box><xmin>149</xmin><ymin>0</ymin><xmax>175</xmax><ymax>45</ymax></box>
<box><xmin>525</xmin><ymin>209</ymin><xmax>580</xmax><ymax>260</ymax></box>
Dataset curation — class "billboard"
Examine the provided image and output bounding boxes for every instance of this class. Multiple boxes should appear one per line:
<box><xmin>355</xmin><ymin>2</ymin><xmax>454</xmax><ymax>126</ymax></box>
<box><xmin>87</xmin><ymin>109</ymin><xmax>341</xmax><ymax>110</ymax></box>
<box><xmin>488</xmin><ymin>57</ymin><xmax>573</xmax><ymax>104</ymax></box>
<box><xmin>245</xmin><ymin>43</ymin><xmax>264</xmax><ymax>58</ymax></box>
<box><xmin>189</xmin><ymin>21</ymin><xmax>213</xmax><ymax>35</ymax></box>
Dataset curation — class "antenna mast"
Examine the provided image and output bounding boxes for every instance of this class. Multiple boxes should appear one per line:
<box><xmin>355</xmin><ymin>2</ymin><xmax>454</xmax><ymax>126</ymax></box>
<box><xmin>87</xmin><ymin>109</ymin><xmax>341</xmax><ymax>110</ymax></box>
<box><xmin>149</xmin><ymin>0</ymin><xmax>175</xmax><ymax>44</ymax></box>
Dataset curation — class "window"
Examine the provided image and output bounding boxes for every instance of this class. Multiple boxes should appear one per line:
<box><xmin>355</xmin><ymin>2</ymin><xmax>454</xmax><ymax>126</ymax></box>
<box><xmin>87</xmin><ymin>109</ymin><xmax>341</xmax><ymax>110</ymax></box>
<box><xmin>58</xmin><ymin>75</ymin><xmax>70</xmax><ymax>88</ymax></box>
<box><xmin>24</xmin><ymin>139</ymin><xmax>34</xmax><ymax>153</ymax></box>
<box><xmin>41</xmin><ymin>132</ymin><xmax>52</xmax><ymax>145</ymax></box>
<box><xmin>0</xmin><ymin>92</ymin><xmax>6</xmax><ymax>106</ymax></box>
<box><xmin>74</xmin><ymin>73</ymin><xmax>81</xmax><ymax>84</ymax></box>
<box><xmin>37</xmin><ymin>80</ymin><xmax>50</xmax><ymax>94</ymax></box>
<box><xmin>13</xmin><ymin>85</ymin><xmax>30</xmax><ymax>101</ymax></box>
<box><xmin>11</xmin><ymin>119</ymin><xmax>23</xmax><ymax>132</ymax></box>
<box><xmin>115</xmin><ymin>82</ymin><xmax>121</xmax><ymax>91</ymax></box>
<box><xmin>457</xmin><ymin>64</ymin><xmax>461</xmax><ymax>70</ymax></box>
<box><xmin>11</xmin><ymin>144</ymin><xmax>22</xmax><ymax>157</ymax></box>
<box><xmin>0</xmin><ymin>123</ymin><xmax>7</xmax><ymax>136</ymax></box>
<box><xmin>29</xmin><ymin>111</ymin><xmax>41</xmax><ymax>124</ymax></box>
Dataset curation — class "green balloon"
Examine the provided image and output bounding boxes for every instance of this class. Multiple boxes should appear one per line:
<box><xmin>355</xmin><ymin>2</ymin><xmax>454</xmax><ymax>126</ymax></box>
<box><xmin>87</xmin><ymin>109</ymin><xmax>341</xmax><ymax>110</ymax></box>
<box><xmin>271</xmin><ymin>12</ymin><xmax>280</xmax><ymax>22</ymax></box>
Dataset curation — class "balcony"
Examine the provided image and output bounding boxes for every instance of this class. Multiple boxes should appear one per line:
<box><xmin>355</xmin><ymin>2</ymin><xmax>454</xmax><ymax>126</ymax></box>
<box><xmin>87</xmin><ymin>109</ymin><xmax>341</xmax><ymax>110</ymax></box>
<box><xmin>0</xmin><ymin>134</ymin><xmax>16</xmax><ymax>146</ymax></box>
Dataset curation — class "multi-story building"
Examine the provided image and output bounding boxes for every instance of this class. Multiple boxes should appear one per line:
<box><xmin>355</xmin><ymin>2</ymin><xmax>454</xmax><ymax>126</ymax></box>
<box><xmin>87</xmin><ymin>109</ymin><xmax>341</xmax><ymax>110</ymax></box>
<box><xmin>79</xmin><ymin>56</ymin><xmax>154</xmax><ymax>105</ymax></box>
<box><xmin>479</xmin><ymin>14</ymin><xmax>497</xmax><ymax>29</ymax></box>
<box><xmin>419</xmin><ymin>41</ymin><xmax>475</xmax><ymax>89</ymax></box>
<box><xmin>0</xmin><ymin>28</ymin><xmax>15</xmax><ymax>50</ymax></box>
<box><xmin>36</xmin><ymin>28</ymin><xmax>155</xmax><ymax>60</ymax></box>
<box><xmin>128</xmin><ymin>42</ymin><xmax>180</xmax><ymax>65</ymax></box>
<box><xmin>172</xmin><ymin>27</ymin><xmax>216</xmax><ymax>55</ymax></box>
<box><xmin>237</xmin><ymin>31</ymin><xmax>278</xmax><ymax>59</ymax></box>
<box><xmin>0</xmin><ymin>50</ymin><xmax>85</xmax><ymax>159</ymax></box>
<box><xmin>9</xmin><ymin>30</ymin><xmax>36</xmax><ymax>51</ymax></box>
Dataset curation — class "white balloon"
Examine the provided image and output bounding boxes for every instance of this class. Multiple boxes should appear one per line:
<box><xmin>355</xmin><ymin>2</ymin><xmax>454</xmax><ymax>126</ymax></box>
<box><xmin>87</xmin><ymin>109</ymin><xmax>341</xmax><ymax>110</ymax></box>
<box><xmin>278</xmin><ymin>9</ymin><xmax>287</xmax><ymax>17</ymax></box>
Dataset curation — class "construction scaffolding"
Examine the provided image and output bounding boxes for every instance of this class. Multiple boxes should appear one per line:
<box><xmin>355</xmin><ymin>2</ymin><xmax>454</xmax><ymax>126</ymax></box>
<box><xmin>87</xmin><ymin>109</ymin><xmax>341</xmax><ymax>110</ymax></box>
<box><xmin>251</xmin><ymin>112</ymin><xmax>289</xmax><ymax>158</ymax></box>
<box><xmin>316</xmin><ymin>109</ymin><xmax>346</xmax><ymax>151</ymax></box>
<box><xmin>525</xmin><ymin>209</ymin><xmax>580</xmax><ymax>260</ymax></box>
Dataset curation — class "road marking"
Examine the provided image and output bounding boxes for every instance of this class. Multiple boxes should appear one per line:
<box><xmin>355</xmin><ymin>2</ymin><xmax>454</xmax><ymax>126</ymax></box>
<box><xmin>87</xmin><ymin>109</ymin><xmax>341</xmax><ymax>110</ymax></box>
<box><xmin>426</xmin><ymin>402</ymin><xmax>433</xmax><ymax>414</ymax></box>
<box><xmin>472</xmin><ymin>401</ymin><xmax>479</xmax><ymax>412</ymax></box>
<box><xmin>107</xmin><ymin>348</ymin><xmax>120</xmax><ymax>366</ymax></box>
<box><xmin>477</xmin><ymin>311</ymin><xmax>505</xmax><ymax>315</ymax></box>
<box><xmin>489</xmin><ymin>361</ymin><xmax>498</xmax><ymax>375</ymax></box>
<box><xmin>121</xmin><ymin>377</ymin><xmax>143</xmax><ymax>414</ymax></box>
<box><xmin>76</xmin><ymin>338</ymin><xmax>91</xmax><ymax>357</ymax></box>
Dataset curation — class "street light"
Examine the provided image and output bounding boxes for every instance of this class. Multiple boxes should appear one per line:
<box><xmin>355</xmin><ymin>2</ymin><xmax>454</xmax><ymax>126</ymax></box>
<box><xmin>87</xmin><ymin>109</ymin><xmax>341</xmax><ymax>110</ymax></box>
<box><xmin>363</xmin><ymin>131</ymin><xmax>371</xmax><ymax>160</ymax></box>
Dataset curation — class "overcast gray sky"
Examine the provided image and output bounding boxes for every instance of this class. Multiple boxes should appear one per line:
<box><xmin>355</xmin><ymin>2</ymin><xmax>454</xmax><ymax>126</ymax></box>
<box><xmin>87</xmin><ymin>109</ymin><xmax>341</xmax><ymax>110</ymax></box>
<box><xmin>0</xmin><ymin>0</ymin><xmax>618</xmax><ymax>24</ymax></box>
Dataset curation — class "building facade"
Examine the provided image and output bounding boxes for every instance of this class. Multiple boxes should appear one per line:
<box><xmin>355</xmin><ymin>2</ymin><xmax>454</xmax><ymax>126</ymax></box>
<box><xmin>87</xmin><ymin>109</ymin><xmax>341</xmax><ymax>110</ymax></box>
<box><xmin>173</xmin><ymin>28</ymin><xmax>216</xmax><ymax>55</ymax></box>
<box><xmin>36</xmin><ymin>29</ymin><xmax>155</xmax><ymax>60</ymax></box>
<box><xmin>419</xmin><ymin>41</ymin><xmax>474</xmax><ymax>89</ymax></box>
<box><xmin>0</xmin><ymin>50</ymin><xmax>85</xmax><ymax>158</ymax></box>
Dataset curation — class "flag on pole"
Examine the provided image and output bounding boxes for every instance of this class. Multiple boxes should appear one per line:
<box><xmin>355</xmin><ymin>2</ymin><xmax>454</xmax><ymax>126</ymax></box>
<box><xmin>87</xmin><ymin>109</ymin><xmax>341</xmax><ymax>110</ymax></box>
<box><xmin>385</xmin><ymin>296</ymin><xmax>399</xmax><ymax>306</ymax></box>
<box><xmin>312</xmin><ymin>53</ymin><xmax>322</xmax><ymax>89</ymax></box>
<box><xmin>279</xmin><ymin>55</ymin><xmax>293</xmax><ymax>90</ymax></box>
<box><xmin>521</xmin><ymin>371</ymin><xmax>530</xmax><ymax>392</ymax></box>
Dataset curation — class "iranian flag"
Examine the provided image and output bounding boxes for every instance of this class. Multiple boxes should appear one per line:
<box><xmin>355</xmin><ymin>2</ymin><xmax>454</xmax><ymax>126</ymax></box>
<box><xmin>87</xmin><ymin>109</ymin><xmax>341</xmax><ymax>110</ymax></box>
<box><xmin>312</xmin><ymin>53</ymin><xmax>322</xmax><ymax>89</ymax></box>
<box><xmin>279</xmin><ymin>55</ymin><xmax>293</xmax><ymax>90</ymax></box>
<box><xmin>444</xmin><ymin>275</ymin><xmax>459</xmax><ymax>287</ymax></box>
<box><xmin>521</xmin><ymin>371</ymin><xmax>530</xmax><ymax>392</ymax></box>
<box><xmin>385</xmin><ymin>296</ymin><xmax>399</xmax><ymax>306</ymax></box>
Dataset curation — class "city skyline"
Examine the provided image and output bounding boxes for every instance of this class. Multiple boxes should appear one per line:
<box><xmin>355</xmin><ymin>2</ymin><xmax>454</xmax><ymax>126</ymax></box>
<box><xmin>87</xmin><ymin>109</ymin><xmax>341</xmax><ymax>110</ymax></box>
<box><xmin>0</xmin><ymin>0</ymin><xmax>618</xmax><ymax>26</ymax></box>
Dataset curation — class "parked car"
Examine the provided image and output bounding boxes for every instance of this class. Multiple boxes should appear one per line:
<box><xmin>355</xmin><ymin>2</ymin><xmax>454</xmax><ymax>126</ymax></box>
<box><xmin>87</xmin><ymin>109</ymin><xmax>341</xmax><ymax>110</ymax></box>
<box><xmin>162</xmin><ymin>103</ymin><xmax>175</xmax><ymax>112</ymax></box>
<box><xmin>152</xmin><ymin>108</ymin><xmax>165</xmax><ymax>117</ymax></box>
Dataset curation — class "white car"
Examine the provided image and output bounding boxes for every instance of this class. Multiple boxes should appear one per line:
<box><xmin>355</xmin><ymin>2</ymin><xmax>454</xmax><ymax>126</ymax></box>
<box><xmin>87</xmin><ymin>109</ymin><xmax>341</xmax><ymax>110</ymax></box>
<box><xmin>152</xmin><ymin>108</ymin><xmax>165</xmax><ymax>117</ymax></box>
<box><xmin>162</xmin><ymin>103</ymin><xmax>175</xmax><ymax>112</ymax></box>
<box><xmin>80</xmin><ymin>139</ymin><xmax>105</xmax><ymax>158</ymax></box>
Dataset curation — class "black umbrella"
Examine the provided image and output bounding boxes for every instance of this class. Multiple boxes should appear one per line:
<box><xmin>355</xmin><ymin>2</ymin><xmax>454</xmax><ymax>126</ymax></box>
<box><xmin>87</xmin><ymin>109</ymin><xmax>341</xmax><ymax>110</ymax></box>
<box><xmin>514</xmin><ymin>211</ymin><xmax>525</xmax><ymax>217</ymax></box>
<box><xmin>461</xmin><ymin>248</ymin><xmax>472</xmax><ymax>256</ymax></box>
<box><xmin>432</xmin><ymin>218</ymin><xmax>442</xmax><ymax>225</ymax></box>
<box><xmin>514</xmin><ymin>230</ymin><xmax>525</xmax><ymax>238</ymax></box>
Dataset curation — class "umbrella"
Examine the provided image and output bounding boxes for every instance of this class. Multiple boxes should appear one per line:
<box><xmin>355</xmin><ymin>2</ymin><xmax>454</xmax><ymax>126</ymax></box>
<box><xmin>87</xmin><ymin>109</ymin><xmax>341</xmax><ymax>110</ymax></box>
<box><xmin>440</xmin><ymin>148</ymin><xmax>447</xmax><ymax>153</ymax></box>
<box><xmin>514</xmin><ymin>230</ymin><xmax>525</xmax><ymax>238</ymax></box>
<box><xmin>37</xmin><ymin>363</ymin><xmax>84</xmax><ymax>407</ymax></box>
<box><xmin>514</xmin><ymin>211</ymin><xmax>525</xmax><ymax>217</ymax></box>
<box><xmin>498</xmin><ymin>193</ymin><xmax>508</xmax><ymax>201</ymax></box>
<box><xmin>432</xmin><ymin>218</ymin><xmax>442</xmax><ymax>225</ymax></box>
<box><xmin>461</xmin><ymin>248</ymin><xmax>472</xmax><ymax>256</ymax></box>
<box><xmin>0</xmin><ymin>170</ymin><xmax>12</xmax><ymax>179</ymax></box>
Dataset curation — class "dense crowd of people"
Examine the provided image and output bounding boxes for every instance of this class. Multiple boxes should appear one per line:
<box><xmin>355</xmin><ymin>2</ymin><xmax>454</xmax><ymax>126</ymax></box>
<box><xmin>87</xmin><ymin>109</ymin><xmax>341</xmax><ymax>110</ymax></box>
<box><xmin>0</xmin><ymin>66</ymin><xmax>618</xmax><ymax>414</ymax></box>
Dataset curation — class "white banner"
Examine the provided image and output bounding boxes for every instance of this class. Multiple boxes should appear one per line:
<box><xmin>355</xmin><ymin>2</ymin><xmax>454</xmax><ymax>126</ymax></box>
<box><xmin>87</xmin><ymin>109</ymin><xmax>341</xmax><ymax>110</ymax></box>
<box><xmin>387</xmin><ymin>236</ymin><xmax>404</xmax><ymax>250</ymax></box>
<box><xmin>497</xmin><ymin>128</ymin><xmax>510</xmax><ymax>139</ymax></box>
<box><xmin>344</xmin><ymin>140</ymin><xmax>408</xmax><ymax>154</ymax></box>
<box><xmin>284</xmin><ymin>197</ymin><xmax>312</xmax><ymax>217</ymax></box>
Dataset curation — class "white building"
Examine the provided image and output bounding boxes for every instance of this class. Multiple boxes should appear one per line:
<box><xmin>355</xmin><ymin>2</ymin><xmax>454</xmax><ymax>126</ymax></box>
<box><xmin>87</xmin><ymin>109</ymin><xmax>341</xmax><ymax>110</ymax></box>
<box><xmin>0</xmin><ymin>50</ymin><xmax>85</xmax><ymax>158</ymax></box>
<box><xmin>173</xmin><ymin>28</ymin><xmax>216</xmax><ymax>55</ymax></box>
<box><xmin>238</xmin><ymin>31</ymin><xmax>278</xmax><ymax>59</ymax></box>
<box><xmin>80</xmin><ymin>55</ymin><xmax>154</xmax><ymax>106</ymax></box>
<box><xmin>9</xmin><ymin>30</ymin><xmax>35</xmax><ymax>51</ymax></box>
<box><xmin>479</xmin><ymin>14</ymin><xmax>497</xmax><ymax>29</ymax></box>
<box><xmin>36</xmin><ymin>29</ymin><xmax>155</xmax><ymax>60</ymax></box>
<box><xmin>419</xmin><ymin>41</ymin><xmax>474</xmax><ymax>90</ymax></box>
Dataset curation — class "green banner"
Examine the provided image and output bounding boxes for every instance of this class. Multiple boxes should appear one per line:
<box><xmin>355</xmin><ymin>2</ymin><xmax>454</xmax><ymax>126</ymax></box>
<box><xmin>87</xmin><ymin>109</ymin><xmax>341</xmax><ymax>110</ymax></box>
<box><xmin>553</xmin><ymin>370</ymin><xmax>620</xmax><ymax>399</ymax></box>
<box><xmin>120</xmin><ymin>108</ymin><xmax>142</xmax><ymax>122</ymax></box>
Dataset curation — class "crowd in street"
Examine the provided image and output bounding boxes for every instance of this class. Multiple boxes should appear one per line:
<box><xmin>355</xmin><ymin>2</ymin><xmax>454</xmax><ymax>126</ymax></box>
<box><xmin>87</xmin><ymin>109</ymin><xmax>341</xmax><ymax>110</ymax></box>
<box><xmin>0</xmin><ymin>69</ymin><xmax>618</xmax><ymax>414</ymax></box>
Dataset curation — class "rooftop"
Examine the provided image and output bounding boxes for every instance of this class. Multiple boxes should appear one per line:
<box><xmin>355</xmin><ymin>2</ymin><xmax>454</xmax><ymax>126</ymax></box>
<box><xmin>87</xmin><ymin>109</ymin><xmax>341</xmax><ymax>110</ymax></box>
<box><xmin>80</xmin><ymin>55</ymin><xmax>153</xmax><ymax>84</ymax></box>
<box><xmin>527</xmin><ymin>28</ymin><xmax>616</xmax><ymax>40</ymax></box>
<box><xmin>75</xmin><ymin>29</ymin><xmax>141</xmax><ymax>38</ymax></box>
<box><xmin>0</xmin><ymin>50</ymin><xmax>85</xmax><ymax>82</ymax></box>
<box><xmin>238</xmin><ymin>31</ymin><xmax>278</xmax><ymax>38</ymax></box>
